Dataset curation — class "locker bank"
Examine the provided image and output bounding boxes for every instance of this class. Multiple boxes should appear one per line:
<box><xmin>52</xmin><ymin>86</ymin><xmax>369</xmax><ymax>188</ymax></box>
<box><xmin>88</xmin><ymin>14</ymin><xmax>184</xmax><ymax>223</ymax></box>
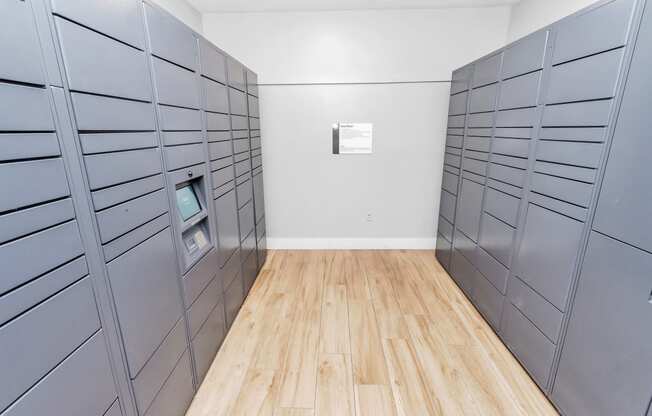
<box><xmin>0</xmin><ymin>0</ymin><xmax>650</xmax><ymax>415</ymax></box>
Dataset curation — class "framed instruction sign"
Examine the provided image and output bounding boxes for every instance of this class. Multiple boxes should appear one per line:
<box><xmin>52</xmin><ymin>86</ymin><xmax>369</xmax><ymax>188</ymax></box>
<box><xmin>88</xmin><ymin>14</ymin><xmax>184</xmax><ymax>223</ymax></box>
<box><xmin>332</xmin><ymin>122</ymin><xmax>373</xmax><ymax>154</ymax></box>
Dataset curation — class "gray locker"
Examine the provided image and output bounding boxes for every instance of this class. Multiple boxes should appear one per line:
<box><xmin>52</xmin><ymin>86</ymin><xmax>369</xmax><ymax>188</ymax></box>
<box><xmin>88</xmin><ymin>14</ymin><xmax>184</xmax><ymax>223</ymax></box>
<box><xmin>0</xmin><ymin>3</ymin><xmax>270</xmax><ymax>416</ymax></box>
<box><xmin>242</xmin><ymin>248</ymin><xmax>258</xmax><ymax>293</ymax></box>
<box><xmin>187</xmin><ymin>274</ymin><xmax>223</xmax><ymax>338</ymax></box>
<box><xmin>227</xmin><ymin>58</ymin><xmax>246</xmax><ymax>92</ymax></box>
<box><xmin>474</xmin><ymin>246</ymin><xmax>509</xmax><ymax>294</ymax></box>
<box><xmin>2</xmin><ymin>331</ymin><xmax>118</xmax><ymax>416</ymax></box>
<box><xmin>546</xmin><ymin>47</ymin><xmax>623</xmax><ymax>104</ymax></box>
<box><xmin>436</xmin><ymin>233</ymin><xmax>453</xmax><ymax>269</ymax></box>
<box><xmin>469</xmin><ymin>83</ymin><xmax>498</xmax><ymax>113</ymax></box>
<box><xmin>0</xmin><ymin>278</ymin><xmax>100</xmax><ymax>412</ymax></box>
<box><xmin>182</xmin><ymin>248</ymin><xmax>219</xmax><ymax>306</ymax></box>
<box><xmin>163</xmin><ymin>143</ymin><xmax>204</xmax><ymax>170</ymax></box>
<box><xmin>231</xmin><ymin>115</ymin><xmax>249</xmax><ymax>130</ymax></box>
<box><xmin>448</xmin><ymin>91</ymin><xmax>468</xmax><ymax>115</ymax></box>
<box><xmin>51</xmin><ymin>0</ymin><xmax>145</xmax><ymax>49</ymax></box>
<box><xmin>593</xmin><ymin>4</ymin><xmax>652</xmax><ymax>252</ymax></box>
<box><xmin>0</xmin><ymin>0</ymin><xmax>46</xmax><ymax>85</ymax></box>
<box><xmin>224</xmin><ymin>271</ymin><xmax>244</xmax><ymax>326</ymax></box>
<box><xmin>91</xmin><ymin>175</ymin><xmax>162</xmax><ymax>213</ymax></box>
<box><xmin>450</xmin><ymin>249</ymin><xmax>477</xmax><ymax>298</ymax></box>
<box><xmin>199</xmin><ymin>39</ymin><xmax>226</xmax><ymax>83</ymax></box>
<box><xmin>152</xmin><ymin>57</ymin><xmax>200</xmax><ymax>109</ymax></box>
<box><xmin>450</xmin><ymin>66</ymin><xmax>471</xmax><ymax>94</ymax></box>
<box><xmin>501</xmin><ymin>30</ymin><xmax>547</xmax><ymax>79</ymax></box>
<box><xmin>132</xmin><ymin>319</ymin><xmax>186</xmax><ymax>414</ymax></box>
<box><xmin>472</xmin><ymin>271</ymin><xmax>504</xmax><ymax>329</ymax></box>
<box><xmin>507</xmin><ymin>276</ymin><xmax>562</xmax><ymax>343</ymax></box>
<box><xmin>501</xmin><ymin>302</ymin><xmax>555</xmax><ymax>388</ymax></box>
<box><xmin>553</xmin><ymin>233</ymin><xmax>652</xmax><ymax>416</ymax></box>
<box><xmin>55</xmin><ymin>17</ymin><xmax>151</xmax><ymax>102</ymax></box>
<box><xmin>551</xmin><ymin>0</ymin><xmax>635</xmax><ymax>64</ymax></box>
<box><xmin>158</xmin><ymin>106</ymin><xmax>202</xmax><ymax>131</ymax></box>
<box><xmin>204</xmin><ymin>78</ymin><xmax>229</xmax><ymax>114</ymax></box>
<box><xmin>0</xmin><ymin>83</ymin><xmax>54</xmax><ymax>131</ymax></box>
<box><xmin>206</xmin><ymin>112</ymin><xmax>231</xmax><ymax>131</ymax></box>
<box><xmin>142</xmin><ymin>351</ymin><xmax>194</xmax><ymax>416</ymax></box>
<box><xmin>498</xmin><ymin>71</ymin><xmax>540</xmax><ymax>110</ymax></box>
<box><xmin>248</xmin><ymin>96</ymin><xmax>260</xmax><ymax>118</ymax></box>
<box><xmin>192</xmin><ymin>299</ymin><xmax>227</xmax><ymax>382</ymax></box>
<box><xmin>106</xmin><ymin>228</ymin><xmax>182</xmax><ymax>376</ymax></box>
<box><xmin>238</xmin><ymin>201</ymin><xmax>255</xmax><ymax>241</ymax></box>
<box><xmin>212</xmin><ymin>165</ymin><xmax>235</xmax><ymax>188</ymax></box>
<box><xmin>456</xmin><ymin>179</ymin><xmax>484</xmax><ymax>242</ymax></box>
<box><xmin>0</xmin><ymin>220</ymin><xmax>84</xmax><ymax>295</ymax></box>
<box><xmin>214</xmin><ymin>188</ymin><xmax>240</xmax><ymax>267</ymax></box>
<box><xmin>246</xmin><ymin>69</ymin><xmax>259</xmax><ymax>97</ymax></box>
<box><xmin>478</xmin><ymin>213</ymin><xmax>515</xmax><ymax>267</ymax></box>
<box><xmin>71</xmin><ymin>93</ymin><xmax>156</xmax><ymax>131</ymax></box>
<box><xmin>436</xmin><ymin>0</ymin><xmax>645</xmax><ymax>408</ymax></box>
<box><xmin>0</xmin><ymin>158</ymin><xmax>70</xmax><ymax>213</ymax></box>
<box><xmin>81</xmin><ymin>132</ymin><xmax>159</xmax><ymax>154</ymax></box>
<box><xmin>541</xmin><ymin>99</ymin><xmax>613</xmax><ymax>127</ymax></box>
<box><xmin>145</xmin><ymin>3</ymin><xmax>198</xmax><ymax>71</ymax></box>
<box><xmin>96</xmin><ymin>190</ymin><xmax>168</xmax><ymax>243</ymax></box>
<box><xmin>514</xmin><ymin>204</ymin><xmax>583</xmax><ymax>311</ymax></box>
<box><xmin>472</xmin><ymin>53</ymin><xmax>502</xmax><ymax>87</ymax></box>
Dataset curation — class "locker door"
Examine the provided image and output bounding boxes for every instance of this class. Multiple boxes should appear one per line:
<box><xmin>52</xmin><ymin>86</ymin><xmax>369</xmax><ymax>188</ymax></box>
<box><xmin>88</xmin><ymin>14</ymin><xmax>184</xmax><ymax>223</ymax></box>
<box><xmin>553</xmin><ymin>232</ymin><xmax>652</xmax><ymax>416</ymax></box>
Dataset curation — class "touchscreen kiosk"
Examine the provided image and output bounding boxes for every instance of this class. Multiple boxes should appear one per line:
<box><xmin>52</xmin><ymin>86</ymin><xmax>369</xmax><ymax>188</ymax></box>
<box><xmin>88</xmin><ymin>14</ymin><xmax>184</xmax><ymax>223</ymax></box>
<box><xmin>172</xmin><ymin>170</ymin><xmax>213</xmax><ymax>271</ymax></box>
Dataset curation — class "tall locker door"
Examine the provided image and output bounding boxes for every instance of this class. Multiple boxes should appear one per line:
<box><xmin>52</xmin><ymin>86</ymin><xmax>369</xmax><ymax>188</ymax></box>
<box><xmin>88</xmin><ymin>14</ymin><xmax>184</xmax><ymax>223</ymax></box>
<box><xmin>552</xmin><ymin>233</ymin><xmax>652</xmax><ymax>416</ymax></box>
<box><xmin>0</xmin><ymin>1</ymin><xmax>123</xmax><ymax>415</ymax></box>
<box><xmin>553</xmin><ymin>3</ymin><xmax>652</xmax><ymax>414</ymax></box>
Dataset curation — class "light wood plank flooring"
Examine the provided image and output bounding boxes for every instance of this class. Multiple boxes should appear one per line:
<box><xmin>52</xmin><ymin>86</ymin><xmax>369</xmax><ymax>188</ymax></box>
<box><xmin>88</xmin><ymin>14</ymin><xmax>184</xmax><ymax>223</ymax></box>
<box><xmin>186</xmin><ymin>250</ymin><xmax>558</xmax><ymax>416</ymax></box>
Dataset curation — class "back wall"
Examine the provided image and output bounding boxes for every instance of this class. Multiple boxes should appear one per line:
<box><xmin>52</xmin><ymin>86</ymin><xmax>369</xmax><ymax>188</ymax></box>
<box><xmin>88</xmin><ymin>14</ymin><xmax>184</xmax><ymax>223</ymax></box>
<box><xmin>203</xmin><ymin>7</ymin><xmax>511</xmax><ymax>248</ymax></box>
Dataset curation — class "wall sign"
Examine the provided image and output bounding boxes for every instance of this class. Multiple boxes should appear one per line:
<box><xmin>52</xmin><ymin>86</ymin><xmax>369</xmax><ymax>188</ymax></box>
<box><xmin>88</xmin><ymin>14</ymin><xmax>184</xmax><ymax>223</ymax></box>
<box><xmin>332</xmin><ymin>122</ymin><xmax>373</xmax><ymax>154</ymax></box>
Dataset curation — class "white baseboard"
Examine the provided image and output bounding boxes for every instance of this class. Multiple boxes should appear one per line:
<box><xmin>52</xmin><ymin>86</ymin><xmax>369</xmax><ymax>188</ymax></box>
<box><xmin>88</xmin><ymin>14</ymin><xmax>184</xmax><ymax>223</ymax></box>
<box><xmin>266</xmin><ymin>237</ymin><xmax>437</xmax><ymax>250</ymax></box>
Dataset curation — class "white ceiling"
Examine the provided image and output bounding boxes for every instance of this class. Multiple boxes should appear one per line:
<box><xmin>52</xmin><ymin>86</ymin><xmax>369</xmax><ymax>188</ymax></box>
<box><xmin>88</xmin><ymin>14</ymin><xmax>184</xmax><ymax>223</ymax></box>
<box><xmin>189</xmin><ymin>0</ymin><xmax>520</xmax><ymax>13</ymax></box>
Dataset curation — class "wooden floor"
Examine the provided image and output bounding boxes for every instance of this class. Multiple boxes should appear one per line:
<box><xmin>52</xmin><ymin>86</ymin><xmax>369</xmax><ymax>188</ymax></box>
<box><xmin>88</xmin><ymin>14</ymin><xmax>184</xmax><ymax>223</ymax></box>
<box><xmin>186</xmin><ymin>250</ymin><xmax>558</xmax><ymax>416</ymax></box>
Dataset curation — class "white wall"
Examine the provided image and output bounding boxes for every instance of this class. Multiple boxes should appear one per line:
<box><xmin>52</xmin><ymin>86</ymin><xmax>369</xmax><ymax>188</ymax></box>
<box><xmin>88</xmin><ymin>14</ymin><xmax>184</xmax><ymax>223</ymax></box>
<box><xmin>151</xmin><ymin>0</ymin><xmax>203</xmax><ymax>33</ymax></box>
<box><xmin>203</xmin><ymin>8</ymin><xmax>511</xmax><ymax>249</ymax></box>
<box><xmin>507</xmin><ymin>0</ymin><xmax>599</xmax><ymax>42</ymax></box>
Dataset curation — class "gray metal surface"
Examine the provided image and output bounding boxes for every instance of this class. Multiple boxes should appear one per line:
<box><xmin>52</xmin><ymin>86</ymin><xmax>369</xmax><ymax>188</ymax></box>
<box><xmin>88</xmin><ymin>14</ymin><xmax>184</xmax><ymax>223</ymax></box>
<box><xmin>501</xmin><ymin>30</ymin><xmax>547</xmax><ymax>79</ymax></box>
<box><xmin>132</xmin><ymin>318</ymin><xmax>186</xmax><ymax>414</ymax></box>
<box><xmin>455</xmin><ymin>179</ymin><xmax>484</xmax><ymax>242</ymax></box>
<box><xmin>152</xmin><ymin>57</ymin><xmax>200</xmax><ymax>109</ymax></box>
<box><xmin>500</xmin><ymin>302</ymin><xmax>555</xmax><ymax>388</ymax></box>
<box><xmin>55</xmin><ymin>17</ymin><xmax>152</xmax><ymax>101</ymax></box>
<box><xmin>2</xmin><ymin>330</ymin><xmax>117</xmax><ymax>416</ymax></box>
<box><xmin>187</xmin><ymin>273</ymin><xmax>223</xmax><ymax>338</ymax></box>
<box><xmin>593</xmin><ymin>1</ymin><xmax>652</xmax><ymax>252</ymax></box>
<box><xmin>144</xmin><ymin>3</ymin><xmax>198</xmax><ymax>71</ymax></box>
<box><xmin>0</xmin><ymin>278</ymin><xmax>101</xmax><ymax>412</ymax></box>
<box><xmin>191</xmin><ymin>300</ymin><xmax>226</xmax><ymax>382</ymax></box>
<box><xmin>224</xmin><ymin>271</ymin><xmax>244</xmax><ymax>327</ymax></box>
<box><xmin>214</xmin><ymin>188</ymin><xmax>240</xmax><ymax>267</ymax></box>
<box><xmin>51</xmin><ymin>0</ymin><xmax>145</xmax><ymax>49</ymax></box>
<box><xmin>0</xmin><ymin>0</ymin><xmax>46</xmax><ymax>85</ymax></box>
<box><xmin>553</xmin><ymin>232</ymin><xmax>652</xmax><ymax>416</ymax></box>
<box><xmin>514</xmin><ymin>204</ymin><xmax>583</xmax><ymax>311</ymax></box>
<box><xmin>142</xmin><ymin>351</ymin><xmax>194</xmax><ymax>416</ymax></box>
<box><xmin>106</xmin><ymin>228</ymin><xmax>182</xmax><ymax>376</ymax></box>
<box><xmin>199</xmin><ymin>39</ymin><xmax>226</xmax><ymax>84</ymax></box>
